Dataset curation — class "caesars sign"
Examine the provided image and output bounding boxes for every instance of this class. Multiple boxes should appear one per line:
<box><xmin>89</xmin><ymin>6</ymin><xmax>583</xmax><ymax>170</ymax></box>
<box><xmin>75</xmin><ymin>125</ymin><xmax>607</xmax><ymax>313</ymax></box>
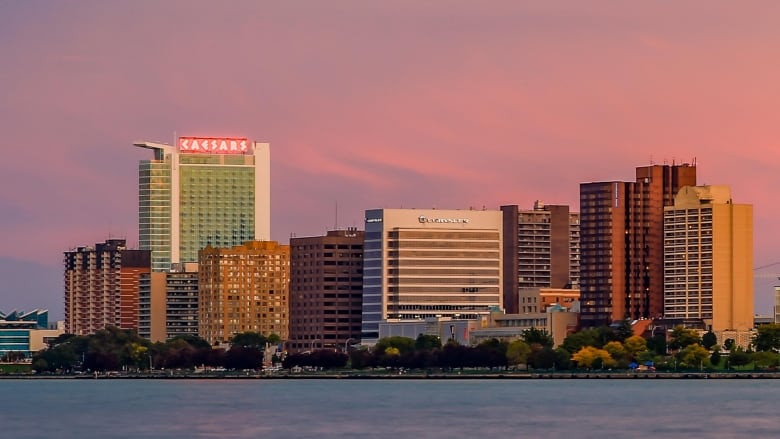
<box><xmin>178</xmin><ymin>137</ymin><xmax>250</xmax><ymax>154</ymax></box>
<box><xmin>418</xmin><ymin>215</ymin><xmax>470</xmax><ymax>224</ymax></box>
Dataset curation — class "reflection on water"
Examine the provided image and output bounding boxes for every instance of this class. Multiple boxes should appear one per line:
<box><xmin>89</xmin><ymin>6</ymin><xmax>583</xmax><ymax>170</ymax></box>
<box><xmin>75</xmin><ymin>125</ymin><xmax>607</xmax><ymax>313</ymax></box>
<box><xmin>1</xmin><ymin>379</ymin><xmax>777</xmax><ymax>438</ymax></box>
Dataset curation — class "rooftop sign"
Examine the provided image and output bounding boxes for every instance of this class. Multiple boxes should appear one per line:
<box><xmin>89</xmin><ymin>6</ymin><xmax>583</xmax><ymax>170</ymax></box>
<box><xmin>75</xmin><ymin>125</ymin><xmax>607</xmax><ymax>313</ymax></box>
<box><xmin>178</xmin><ymin>137</ymin><xmax>250</xmax><ymax>154</ymax></box>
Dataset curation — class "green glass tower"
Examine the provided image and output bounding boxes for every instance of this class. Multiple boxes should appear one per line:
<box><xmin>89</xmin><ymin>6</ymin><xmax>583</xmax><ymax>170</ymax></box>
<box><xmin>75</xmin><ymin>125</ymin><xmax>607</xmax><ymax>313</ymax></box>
<box><xmin>134</xmin><ymin>137</ymin><xmax>270</xmax><ymax>272</ymax></box>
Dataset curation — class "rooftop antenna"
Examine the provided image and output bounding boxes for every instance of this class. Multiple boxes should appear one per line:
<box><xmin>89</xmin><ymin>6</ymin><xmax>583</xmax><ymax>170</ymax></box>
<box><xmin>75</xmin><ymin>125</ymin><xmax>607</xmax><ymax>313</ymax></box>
<box><xmin>335</xmin><ymin>201</ymin><xmax>339</xmax><ymax>231</ymax></box>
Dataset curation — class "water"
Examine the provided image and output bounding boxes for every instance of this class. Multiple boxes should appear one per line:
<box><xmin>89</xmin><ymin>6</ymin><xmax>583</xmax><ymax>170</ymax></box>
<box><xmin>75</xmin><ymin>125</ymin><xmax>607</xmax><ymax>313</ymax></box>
<box><xmin>1</xmin><ymin>378</ymin><xmax>777</xmax><ymax>438</ymax></box>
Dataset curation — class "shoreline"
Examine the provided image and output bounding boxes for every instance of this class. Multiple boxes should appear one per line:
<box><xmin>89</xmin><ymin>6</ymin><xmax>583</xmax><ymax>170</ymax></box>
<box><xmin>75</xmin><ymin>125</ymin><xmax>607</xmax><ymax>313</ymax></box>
<box><xmin>2</xmin><ymin>371</ymin><xmax>779</xmax><ymax>380</ymax></box>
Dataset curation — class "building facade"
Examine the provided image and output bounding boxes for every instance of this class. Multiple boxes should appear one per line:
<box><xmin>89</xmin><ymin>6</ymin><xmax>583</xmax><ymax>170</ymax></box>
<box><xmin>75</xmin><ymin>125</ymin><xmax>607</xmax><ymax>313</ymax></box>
<box><xmin>579</xmin><ymin>163</ymin><xmax>697</xmax><ymax>327</ymax></box>
<box><xmin>289</xmin><ymin>229</ymin><xmax>364</xmax><ymax>353</ymax></box>
<box><xmin>64</xmin><ymin>239</ymin><xmax>151</xmax><ymax>335</ymax></box>
<box><xmin>361</xmin><ymin>208</ymin><xmax>503</xmax><ymax>344</ymax></box>
<box><xmin>198</xmin><ymin>241</ymin><xmax>290</xmax><ymax>345</ymax></box>
<box><xmin>663</xmin><ymin>185</ymin><xmax>753</xmax><ymax>331</ymax></box>
<box><xmin>501</xmin><ymin>201</ymin><xmax>580</xmax><ymax>314</ymax></box>
<box><xmin>134</xmin><ymin>137</ymin><xmax>270</xmax><ymax>271</ymax></box>
<box><xmin>138</xmin><ymin>263</ymin><xmax>199</xmax><ymax>343</ymax></box>
<box><xmin>0</xmin><ymin>310</ymin><xmax>62</xmax><ymax>359</ymax></box>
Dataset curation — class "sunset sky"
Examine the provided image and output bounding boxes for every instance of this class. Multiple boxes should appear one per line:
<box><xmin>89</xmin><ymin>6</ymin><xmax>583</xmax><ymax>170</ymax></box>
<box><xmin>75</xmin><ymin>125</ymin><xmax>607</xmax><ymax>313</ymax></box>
<box><xmin>1</xmin><ymin>1</ymin><xmax>779</xmax><ymax>319</ymax></box>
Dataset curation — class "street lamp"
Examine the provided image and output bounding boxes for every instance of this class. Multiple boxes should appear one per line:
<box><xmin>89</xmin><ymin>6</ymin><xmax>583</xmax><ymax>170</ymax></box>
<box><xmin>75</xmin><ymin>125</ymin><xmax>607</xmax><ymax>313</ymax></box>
<box><xmin>344</xmin><ymin>338</ymin><xmax>356</xmax><ymax>353</ymax></box>
<box><xmin>310</xmin><ymin>338</ymin><xmax>320</xmax><ymax>352</ymax></box>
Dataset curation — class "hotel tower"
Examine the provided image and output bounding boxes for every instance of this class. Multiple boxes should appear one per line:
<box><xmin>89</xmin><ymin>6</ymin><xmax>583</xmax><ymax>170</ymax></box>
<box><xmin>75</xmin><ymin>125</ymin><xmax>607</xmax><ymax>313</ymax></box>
<box><xmin>134</xmin><ymin>137</ymin><xmax>270</xmax><ymax>271</ymax></box>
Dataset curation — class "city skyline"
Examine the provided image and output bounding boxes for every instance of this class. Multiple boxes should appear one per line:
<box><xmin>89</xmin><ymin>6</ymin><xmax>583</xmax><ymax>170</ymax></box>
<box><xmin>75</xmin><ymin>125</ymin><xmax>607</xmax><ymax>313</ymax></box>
<box><xmin>1</xmin><ymin>2</ymin><xmax>778</xmax><ymax>318</ymax></box>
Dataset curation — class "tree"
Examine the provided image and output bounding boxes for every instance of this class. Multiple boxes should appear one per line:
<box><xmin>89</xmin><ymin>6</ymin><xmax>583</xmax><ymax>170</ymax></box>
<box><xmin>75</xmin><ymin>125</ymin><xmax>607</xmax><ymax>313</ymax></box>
<box><xmin>522</xmin><ymin>327</ymin><xmax>554</xmax><ymax>349</ymax></box>
<box><xmin>603</xmin><ymin>341</ymin><xmax>628</xmax><ymax>367</ymax></box>
<box><xmin>723</xmin><ymin>338</ymin><xmax>736</xmax><ymax>351</ymax></box>
<box><xmin>613</xmin><ymin>319</ymin><xmax>634</xmax><ymax>342</ymax></box>
<box><xmin>647</xmin><ymin>334</ymin><xmax>667</xmax><ymax>356</ymax></box>
<box><xmin>531</xmin><ymin>347</ymin><xmax>557</xmax><ymax>369</ymax></box>
<box><xmin>752</xmin><ymin>351</ymin><xmax>779</xmax><ymax>369</ymax></box>
<box><xmin>415</xmin><ymin>334</ymin><xmax>442</xmax><ymax>351</ymax></box>
<box><xmin>678</xmin><ymin>344</ymin><xmax>710</xmax><ymax>369</ymax></box>
<box><xmin>231</xmin><ymin>332</ymin><xmax>267</xmax><ymax>349</ymax></box>
<box><xmin>374</xmin><ymin>336</ymin><xmax>415</xmax><ymax>356</ymax></box>
<box><xmin>753</xmin><ymin>324</ymin><xmax>780</xmax><ymax>352</ymax></box>
<box><xmin>669</xmin><ymin>326</ymin><xmax>701</xmax><ymax>350</ymax></box>
<box><xmin>506</xmin><ymin>340</ymin><xmax>531</xmax><ymax>368</ymax></box>
<box><xmin>623</xmin><ymin>335</ymin><xmax>648</xmax><ymax>358</ymax></box>
<box><xmin>562</xmin><ymin>329</ymin><xmax>599</xmax><ymax>354</ymax></box>
<box><xmin>709</xmin><ymin>349</ymin><xmax>722</xmax><ymax>368</ymax></box>
<box><xmin>571</xmin><ymin>346</ymin><xmax>615</xmax><ymax>369</ymax></box>
<box><xmin>702</xmin><ymin>331</ymin><xmax>718</xmax><ymax>350</ymax></box>
<box><xmin>728</xmin><ymin>347</ymin><xmax>752</xmax><ymax>368</ymax></box>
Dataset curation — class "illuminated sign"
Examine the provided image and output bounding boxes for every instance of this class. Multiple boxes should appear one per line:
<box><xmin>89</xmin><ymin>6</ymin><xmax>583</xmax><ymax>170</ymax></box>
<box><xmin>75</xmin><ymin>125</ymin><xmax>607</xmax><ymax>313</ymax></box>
<box><xmin>365</xmin><ymin>218</ymin><xmax>383</xmax><ymax>223</ymax></box>
<box><xmin>178</xmin><ymin>137</ymin><xmax>250</xmax><ymax>154</ymax></box>
<box><xmin>418</xmin><ymin>215</ymin><xmax>470</xmax><ymax>224</ymax></box>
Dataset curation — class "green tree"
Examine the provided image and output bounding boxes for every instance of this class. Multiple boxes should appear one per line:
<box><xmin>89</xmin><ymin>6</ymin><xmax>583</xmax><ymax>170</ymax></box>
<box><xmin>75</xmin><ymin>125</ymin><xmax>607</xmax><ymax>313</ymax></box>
<box><xmin>678</xmin><ymin>344</ymin><xmax>710</xmax><ymax>369</ymax></box>
<box><xmin>701</xmin><ymin>331</ymin><xmax>718</xmax><ymax>350</ymax></box>
<box><xmin>522</xmin><ymin>327</ymin><xmax>554</xmax><ymax>349</ymax></box>
<box><xmin>613</xmin><ymin>319</ymin><xmax>634</xmax><ymax>342</ymax></box>
<box><xmin>709</xmin><ymin>348</ymin><xmax>722</xmax><ymax>368</ymax></box>
<box><xmin>374</xmin><ymin>336</ymin><xmax>416</xmax><ymax>356</ymax></box>
<box><xmin>753</xmin><ymin>324</ymin><xmax>780</xmax><ymax>352</ymax></box>
<box><xmin>728</xmin><ymin>347</ymin><xmax>752</xmax><ymax>368</ymax></box>
<box><xmin>415</xmin><ymin>334</ymin><xmax>442</xmax><ymax>351</ymax></box>
<box><xmin>752</xmin><ymin>351</ymin><xmax>779</xmax><ymax>369</ymax></box>
<box><xmin>506</xmin><ymin>340</ymin><xmax>531</xmax><ymax>368</ymax></box>
<box><xmin>723</xmin><ymin>338</ymin><xmax>736</xmax><ymax>351</ymax></box>
<box><xmin>647</xmin><ymin>334</ymin><xmax>667</xmax><ymax>356</ymax></box>
<box><xmin>603</xmin><ymin>341</ymin><xmax>628</xmax><ymax>367</ymax></box>
<box><xmin>562</xmin><ymin>329</ymin><xmax>600</xmax><ymax>354</ymax></box>
<box><xmin>669</xmin><ymin>326</ymin><xmax>701</xmax><ymax>350</ymax></box>
<box><xmin>231</xmin><ymin>332</ymin><xmax>268</xmax><ymax>349</ymax></box>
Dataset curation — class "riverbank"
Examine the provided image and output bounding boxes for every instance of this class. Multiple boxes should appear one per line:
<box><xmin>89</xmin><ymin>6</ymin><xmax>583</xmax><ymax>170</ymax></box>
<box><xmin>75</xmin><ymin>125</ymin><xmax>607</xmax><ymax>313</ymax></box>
<box><xmin>3</xmin><ymin>371</ymin><xmax>780</xmax><ymax>379</ymax></box>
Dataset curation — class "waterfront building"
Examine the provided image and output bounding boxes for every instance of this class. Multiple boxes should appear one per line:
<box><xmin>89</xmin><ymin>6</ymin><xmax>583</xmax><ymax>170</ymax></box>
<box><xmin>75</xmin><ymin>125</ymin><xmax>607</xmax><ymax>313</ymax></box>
<box><xmin>579</xmin><ymin>163</ymin><xmax>697</xmax><ymax>326</ymax></box>
<box><xmin>198</xmin><ymin>241</ymin><xmax>290</xmax><ymax>345</ymax></box>
<box><xmin>663</xmin><ymin>185</ymin><xmax>753</xmax><ymax>332</ymax></box>
<box><xmin>134</xmin><ymin>137</ymin><xmax>270</xmax><ymax>272</ymax></box>
<box><xmin>289</xmin><ymin>229</ymin><xmax>364</xmax><ymax>353</ymax></box>
<box><xmin>138</xmin><ymin>263</ymin><xmax>199</xmax><ymax>343</ymax></box>
<box><xmin>63</xmin><ymin>239</ymin><xmax>150</xmax><ymax>335</ymax></box>
<box><xmin>0</xmin><ymin>310</ymin><xmax>62</xmax><ymax>359</ymax></box>
<box><xmin>361</xmin><ymin>208</ymin><xmax>503</xmax><ymax>344</ymax></box>
<box><xmin>501</xmin><ymin>201</ymin><xmax>580</xmax><ymax>313</ymax></box>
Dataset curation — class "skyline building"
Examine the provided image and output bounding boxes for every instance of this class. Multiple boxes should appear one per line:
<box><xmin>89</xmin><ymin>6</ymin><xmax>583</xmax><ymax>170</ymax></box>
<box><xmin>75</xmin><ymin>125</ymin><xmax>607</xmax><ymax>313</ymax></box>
<box><xmin>198</xmin><ymin>241</ymin><xmax>290</xmax><ymax>345</ymax></box>
<box><xmin>361</xmin><ymin>208</ymin><xmax>503</xmax><ymax>344</ymax></box>
<box><xmin>579</xmin><ymin>163</ymin><xmax>697</xmax><ymax>326</ymax></box>
<box><xmin>63</xmin><ymin>239</ymin><xmax>150</xmax><ymax>335</ymax></box>
<box><xmin>134</xmin><ymin>137</ymin><xmax>270</xmax><ymax>272</ymax></box>
<box><xmin>138</xmin><ymin>263</ymin><xmax>199</xmax><ymax>343</ymax></box>
<box><xmin>289</xmin><ymin>229</ymin><xmax>364</xmax><ymax>352</ymax></box>
<box><xmin>663</xmin><ymin>185</ymin><xmax>753</xmax><ymax>332</ymax></box>
<box><xmin>501</xmin><ymin>201</ymin><xmax>580</xmax><ymax>314</ymax></box>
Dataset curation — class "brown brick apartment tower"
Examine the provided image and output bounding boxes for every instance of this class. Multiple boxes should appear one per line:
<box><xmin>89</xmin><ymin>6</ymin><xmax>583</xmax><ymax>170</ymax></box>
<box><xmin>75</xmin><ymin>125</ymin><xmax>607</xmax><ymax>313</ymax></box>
<box><xmin>579</xmin><ymin>163</ymin><xmax>696</xmax><ymax>327</ymax></box>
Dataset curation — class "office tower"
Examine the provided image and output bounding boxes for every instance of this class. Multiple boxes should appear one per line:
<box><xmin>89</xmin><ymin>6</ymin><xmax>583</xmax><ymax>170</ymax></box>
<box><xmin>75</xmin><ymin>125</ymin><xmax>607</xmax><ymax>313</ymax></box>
<box><xmin>198</xmin><ymin>241</ymin><xmax>290</xmax><ymax>345</ymax></box>
<box><xmin>64</xmin><ymin>239</ymin><xmax>151</xmax><ymax>335</ymax></box>
<box><xmin>289</xmin><ymin>229</ymin><xmax>364</xmax><ymax>352</ymax></box>
<box><xmin>579</xmin><ymin>163</ymin><xmax>697</xmax><ymax>327</ymax></box>
<box><xmin>663</xmin><ymin>185</ymin><xmax>753</xmax><ymax>331</ymax></box>
<box><xmin>134</xmin><ymin>137</ymin><xmax>270</xmax><ymax>272</ymax></box>
<box><xmin>501</xmin><ymin>201</ymin><xmax>580</xmax><ymax>314</ymax></box>
<box><xmin>361</xmin><ymin>208</ymin><xmax>503</xmax><ymax>344</ymax></box>
<box><xmin>138</xmin><ymin>263</ymin><xmax>199</xmax><ymax>343</ymax></box>
<box><xmin>0</xmin><ymin>310</ymin><xmax>62</xmax><ymax>359</ymax></box>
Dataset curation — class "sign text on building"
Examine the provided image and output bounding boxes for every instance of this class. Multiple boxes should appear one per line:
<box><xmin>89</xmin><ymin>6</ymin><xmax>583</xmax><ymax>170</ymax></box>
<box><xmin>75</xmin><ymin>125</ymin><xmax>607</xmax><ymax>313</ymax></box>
<box><xmin>179</xmin><ymin>137</ymin><xmax>250</xmax><ymax>154</ymax></box>
<box><xmin>418</xmin><ymin>215</ymin><xmax>470</xmax><ymax>224</ymax></box>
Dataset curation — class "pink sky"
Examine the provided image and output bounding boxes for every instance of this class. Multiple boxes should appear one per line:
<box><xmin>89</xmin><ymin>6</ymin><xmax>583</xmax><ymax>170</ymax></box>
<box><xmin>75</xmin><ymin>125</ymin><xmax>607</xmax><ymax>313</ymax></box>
<box><xmin>1</xmin><ymin>1</ymin><xmax>778</xmax><ymax>318</ymax></box>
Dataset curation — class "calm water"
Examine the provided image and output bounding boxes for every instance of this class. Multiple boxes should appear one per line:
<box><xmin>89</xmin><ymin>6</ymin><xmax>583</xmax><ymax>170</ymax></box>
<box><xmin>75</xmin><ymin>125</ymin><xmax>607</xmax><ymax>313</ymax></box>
<box><xmin>1</xmin><ymin>378</ymin><xmax>778</xmax><ymax>438</ymax></box>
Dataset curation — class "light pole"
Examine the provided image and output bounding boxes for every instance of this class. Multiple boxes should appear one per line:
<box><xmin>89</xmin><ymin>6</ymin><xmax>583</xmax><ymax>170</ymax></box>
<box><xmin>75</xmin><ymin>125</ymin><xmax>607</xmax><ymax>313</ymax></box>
<box><xmin>344</xmin><ymin>338</ymin><xmax>355</xmax><ymax>353</ymax></box>
<box><xmin>310</xmin><ymin>338</ymin><xmax>320</xmax><ymax>352</ymax></box>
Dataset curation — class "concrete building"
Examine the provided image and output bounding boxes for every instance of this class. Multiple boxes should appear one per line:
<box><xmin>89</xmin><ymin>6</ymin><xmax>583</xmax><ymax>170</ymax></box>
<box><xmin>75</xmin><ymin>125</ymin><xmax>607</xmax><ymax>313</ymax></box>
<box><xmin>64</xmin><ymin>239</ymin><xmax>150</xmax><ymax>335</ymax></box>
<box><xmin>289</xmin><ymin>229</ymin><xmax>364</xmax><ymax>353</ymax></box>
<box><xmin>579</xmin><ymin>163</ymin><xmax>697</xmax><ymax>326</ymax></box>
<box><xmin>198</xmin><ymin>241</ymin><xmax>290</xmax><ymax>345</ymax></box>
<box><xmin>138</xmin><ymin>263</ymin><xmax>199</xmax><ymax>343</ymax></box>
<box><xmin>134</xmin><ymin>137</ymin><xmax>270</xmax><ymax>272</ymax></box>
<box><xmin>379</xmin><ymin>317</ymin><xmax>473</xmax><ymax>346</ymax></box>
<box><xmin>518</xmin><ymin>288</ymin><xmax>580</xmax><ymax>314</ymax></box>
<box><xmin>663</xmin><ymin>185</ymin><xmax>753</xmax><ymax>332</ymax></box>
<box><xmin>361</xmin><ymin>208</ymin><xmax>503</xmax><ymax>344</ymax></box>
<box><xmin>468</xmin><ymin>306</ymin><xmax>578</xmax><ymax>348</ymax></box>
<box><xmin>501</xmin><ymin>201</ymin><xmax>580</xmax><ymax>314</ymax></box>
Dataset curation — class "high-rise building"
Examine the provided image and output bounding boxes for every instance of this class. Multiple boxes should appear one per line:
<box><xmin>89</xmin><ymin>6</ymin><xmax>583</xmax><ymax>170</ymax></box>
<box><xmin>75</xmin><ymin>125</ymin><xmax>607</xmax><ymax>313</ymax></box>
<box><xmin>361</xmin><ymin>208</ymin><xmax>503</xmax><ymax>344</ymax></box>
<box><xmin>64</xmin><ymin>239</ymin><xmax>151</xmax><ymax>335</ymax></box>
<box><xmin>289</xmin><ymin>229</ymin><xmax>364</xmax><ymax>352</ymax></box>
<box><xmin>579</xmin><ymin>163</ymin><xmax>697</xmax><ymax>326</ymax></box>
<box><xmin>138</xmin><ymin>263</ymin><xmax>199</xmax><ymax>343</ymax></box>
<box><xmin>198</xmin><ymin>241</ymin><xmax>290</xmax><ymax>345</ymax></box>
<box><xmin>663</xmin><ymin>185</ymin><xmax>753</xmax><ymax>331</ymax></box>
<box><xmin>134</xmin><ymin>137</ymin><xmax>270</xmax><ymax>272</ymax></box>
<box><xmin>501</xmin><ymin>201</ymin><xmax>580</xmax><ymax>314</ymax></box>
